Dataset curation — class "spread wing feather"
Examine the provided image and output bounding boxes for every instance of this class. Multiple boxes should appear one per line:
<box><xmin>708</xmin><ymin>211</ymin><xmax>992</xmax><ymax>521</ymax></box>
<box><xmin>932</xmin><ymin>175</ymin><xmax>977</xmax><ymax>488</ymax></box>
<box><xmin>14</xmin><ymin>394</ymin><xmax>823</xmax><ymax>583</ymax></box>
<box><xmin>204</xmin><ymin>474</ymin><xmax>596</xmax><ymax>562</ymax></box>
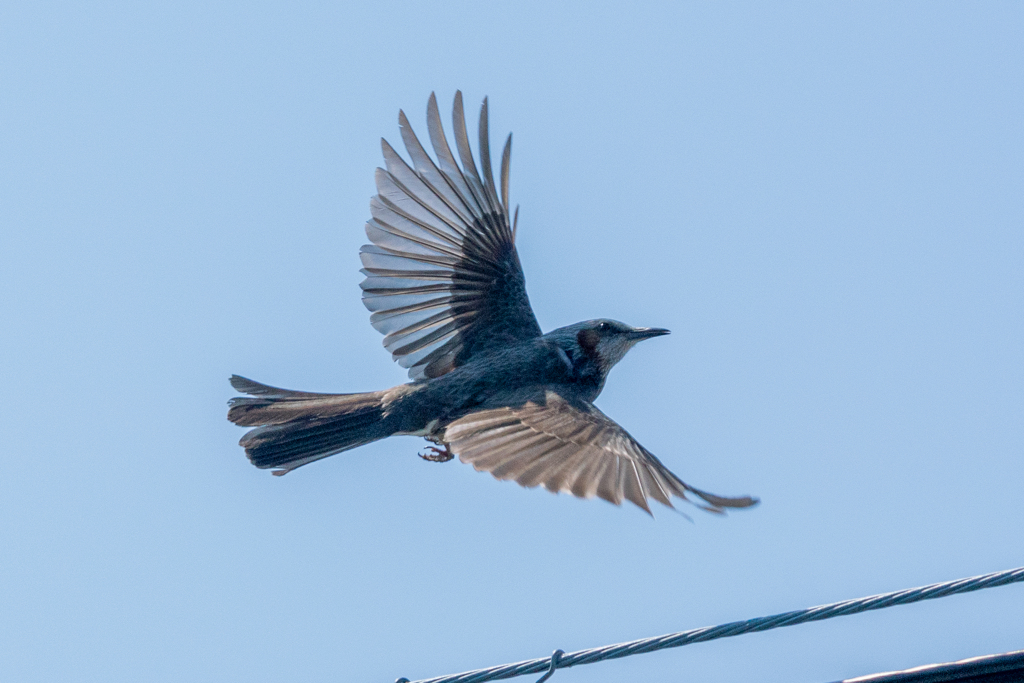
<box><xmin>445</xmin><ymin>392</ymin><xmax>760</xmax><ymax>515</ymax></box>
<box><xmin>360</xmin><ymin>91</ymin><xmax>541</xmax><ymax>380</ymax></box>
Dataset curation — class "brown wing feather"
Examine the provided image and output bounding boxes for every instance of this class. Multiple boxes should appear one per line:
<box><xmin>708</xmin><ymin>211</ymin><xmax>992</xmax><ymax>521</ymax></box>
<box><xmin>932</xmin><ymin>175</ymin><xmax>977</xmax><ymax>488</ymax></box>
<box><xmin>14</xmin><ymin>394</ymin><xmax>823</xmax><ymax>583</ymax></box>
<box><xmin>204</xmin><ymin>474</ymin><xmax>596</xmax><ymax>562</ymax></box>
<box><xmin>444</xmin><ymin>392</ymin><xmax>759</xmax><ymax>515</ymax></box>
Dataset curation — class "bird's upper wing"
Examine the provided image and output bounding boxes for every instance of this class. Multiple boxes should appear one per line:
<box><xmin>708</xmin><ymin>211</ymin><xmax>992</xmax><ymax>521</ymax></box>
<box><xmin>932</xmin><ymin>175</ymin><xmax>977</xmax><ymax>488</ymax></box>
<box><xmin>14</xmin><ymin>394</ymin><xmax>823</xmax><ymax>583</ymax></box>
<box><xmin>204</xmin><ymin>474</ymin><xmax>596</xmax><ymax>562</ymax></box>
<box><xmin>360</xmin><ymin>91</ymin><xmax>542</xmax><ymax>380</ymax></box>
<box><xmin>444</xmin><ymin>391</ymin><xmax>759</xmax><ymax>514</ymax></box>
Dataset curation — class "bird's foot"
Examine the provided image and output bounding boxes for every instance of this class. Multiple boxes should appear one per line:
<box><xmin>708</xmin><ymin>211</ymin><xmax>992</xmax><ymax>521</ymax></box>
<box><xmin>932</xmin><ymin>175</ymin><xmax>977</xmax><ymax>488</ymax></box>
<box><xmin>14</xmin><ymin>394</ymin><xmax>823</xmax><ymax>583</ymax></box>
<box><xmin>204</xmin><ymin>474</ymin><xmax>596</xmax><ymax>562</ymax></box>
<box><xmin>419</xmin><ymin>444</ymin><xmax>454</xmax><ymax>463</ymax></box>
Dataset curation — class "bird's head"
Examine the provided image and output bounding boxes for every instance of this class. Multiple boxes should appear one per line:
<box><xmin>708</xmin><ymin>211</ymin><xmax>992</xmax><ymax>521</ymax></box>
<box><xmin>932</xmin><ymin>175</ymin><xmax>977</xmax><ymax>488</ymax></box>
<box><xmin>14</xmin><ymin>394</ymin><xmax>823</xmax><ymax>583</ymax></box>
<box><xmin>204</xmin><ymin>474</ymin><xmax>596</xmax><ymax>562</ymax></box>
<box><xmin>549</xmin><ymin>319</ymin><xmax>670</xmax><ymax>380</ymax></box>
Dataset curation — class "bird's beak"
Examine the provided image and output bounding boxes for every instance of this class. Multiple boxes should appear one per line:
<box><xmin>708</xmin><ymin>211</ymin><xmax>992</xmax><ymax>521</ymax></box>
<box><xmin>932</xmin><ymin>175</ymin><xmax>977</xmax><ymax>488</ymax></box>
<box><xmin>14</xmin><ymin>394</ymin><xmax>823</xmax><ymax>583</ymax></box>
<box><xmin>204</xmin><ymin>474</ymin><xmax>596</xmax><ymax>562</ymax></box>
<box><xmin>628</xmin><ymin>327</ymin><xmax>671</xmax><ymax>341</ymax></box>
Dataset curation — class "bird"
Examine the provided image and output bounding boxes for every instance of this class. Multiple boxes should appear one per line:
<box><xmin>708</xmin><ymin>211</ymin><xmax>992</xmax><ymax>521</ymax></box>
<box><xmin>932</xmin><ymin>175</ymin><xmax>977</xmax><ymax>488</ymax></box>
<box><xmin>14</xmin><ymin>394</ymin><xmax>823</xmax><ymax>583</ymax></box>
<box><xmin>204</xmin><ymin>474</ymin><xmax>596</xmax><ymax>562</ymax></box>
<box><xmin>227</xmin><ymin>91</ymin><xmax>758</xmax><ymax>515</ymax></box>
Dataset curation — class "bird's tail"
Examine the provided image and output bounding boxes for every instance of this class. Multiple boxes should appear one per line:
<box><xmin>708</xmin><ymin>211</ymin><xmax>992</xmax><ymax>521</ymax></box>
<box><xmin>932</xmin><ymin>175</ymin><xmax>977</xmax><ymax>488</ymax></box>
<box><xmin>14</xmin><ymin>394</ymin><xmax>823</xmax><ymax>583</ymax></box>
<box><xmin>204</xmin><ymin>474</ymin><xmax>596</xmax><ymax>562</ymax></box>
<box><xmin>227</xmin><ymin>375</ymin><xmax>391</xmax><ymax>475</ymax></box>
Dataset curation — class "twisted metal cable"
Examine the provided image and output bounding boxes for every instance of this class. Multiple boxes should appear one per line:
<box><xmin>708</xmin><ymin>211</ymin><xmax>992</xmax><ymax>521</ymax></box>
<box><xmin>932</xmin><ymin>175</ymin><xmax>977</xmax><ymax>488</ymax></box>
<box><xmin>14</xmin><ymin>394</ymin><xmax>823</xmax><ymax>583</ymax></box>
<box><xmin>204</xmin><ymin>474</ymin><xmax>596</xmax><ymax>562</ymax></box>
<box><xmin>397</xmin><ymin>565</ymin><xmax>1024</xmax><ymax>683</ymax></box>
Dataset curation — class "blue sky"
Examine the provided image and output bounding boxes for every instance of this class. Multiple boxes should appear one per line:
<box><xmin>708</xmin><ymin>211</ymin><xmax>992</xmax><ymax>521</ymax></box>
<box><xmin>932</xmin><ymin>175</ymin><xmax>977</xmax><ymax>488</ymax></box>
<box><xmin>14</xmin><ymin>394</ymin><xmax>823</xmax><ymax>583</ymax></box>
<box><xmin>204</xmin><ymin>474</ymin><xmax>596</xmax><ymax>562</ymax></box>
<box><xmin>1</xmin><ymin>2</ymin><xmax>1022</xmax><ymax>682</ymax></box>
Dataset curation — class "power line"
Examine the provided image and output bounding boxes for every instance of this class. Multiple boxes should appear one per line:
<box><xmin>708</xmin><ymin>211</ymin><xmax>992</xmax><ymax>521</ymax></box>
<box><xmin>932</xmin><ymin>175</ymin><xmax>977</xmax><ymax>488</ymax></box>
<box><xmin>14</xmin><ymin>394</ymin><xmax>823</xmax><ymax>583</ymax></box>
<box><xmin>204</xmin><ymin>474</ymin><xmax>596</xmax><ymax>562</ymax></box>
<box><xmin>395</xmin><ymin>565</ymin><xmax>1024</xmax><ymax>683</ymax></box>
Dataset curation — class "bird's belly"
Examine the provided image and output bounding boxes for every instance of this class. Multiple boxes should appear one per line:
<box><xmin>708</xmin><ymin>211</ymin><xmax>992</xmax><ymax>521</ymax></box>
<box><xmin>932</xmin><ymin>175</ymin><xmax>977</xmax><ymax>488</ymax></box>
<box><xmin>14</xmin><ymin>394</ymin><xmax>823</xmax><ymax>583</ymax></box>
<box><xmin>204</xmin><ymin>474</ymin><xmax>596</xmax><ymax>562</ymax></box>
<box><xmin>389</xmin><ymin>340</ymin><xmax>577</xmax><ymax>438</ymax></box>
<box><xmin>398</xmin><ymin>418</ymin><xmax>441</xmax><ymax>438</ymax></box>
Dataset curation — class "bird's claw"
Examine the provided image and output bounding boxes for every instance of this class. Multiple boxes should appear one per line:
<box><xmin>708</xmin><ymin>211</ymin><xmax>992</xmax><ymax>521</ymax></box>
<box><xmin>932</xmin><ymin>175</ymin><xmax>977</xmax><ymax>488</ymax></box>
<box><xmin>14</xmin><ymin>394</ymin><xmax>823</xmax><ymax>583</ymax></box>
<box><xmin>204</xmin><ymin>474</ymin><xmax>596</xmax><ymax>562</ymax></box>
<box><xmin>419</xmin><ymin>445</ymin><xmax>454</xmax><ymax>463</ymax></box>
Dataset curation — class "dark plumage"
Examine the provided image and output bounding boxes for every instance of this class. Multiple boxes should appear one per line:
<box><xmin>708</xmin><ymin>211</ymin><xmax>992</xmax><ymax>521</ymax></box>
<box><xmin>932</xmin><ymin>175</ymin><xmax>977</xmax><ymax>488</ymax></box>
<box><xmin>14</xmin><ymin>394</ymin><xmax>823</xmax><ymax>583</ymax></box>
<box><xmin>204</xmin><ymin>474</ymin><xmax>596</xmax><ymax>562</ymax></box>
<box><xmin>228</xmin><ymin>91</ymin><xmax>759</xmax><ymax>515</ymax></box>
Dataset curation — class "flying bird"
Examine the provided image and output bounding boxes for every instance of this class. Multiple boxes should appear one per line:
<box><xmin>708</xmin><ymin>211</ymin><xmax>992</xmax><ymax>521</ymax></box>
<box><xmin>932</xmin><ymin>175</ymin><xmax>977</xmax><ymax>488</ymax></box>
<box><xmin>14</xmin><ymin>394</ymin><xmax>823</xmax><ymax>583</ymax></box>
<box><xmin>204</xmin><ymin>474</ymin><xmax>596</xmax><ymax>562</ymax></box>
<box><xmin>228</xmin><ymin>91</ymin><xmax>758</xmax><ymax>515</ymax></box>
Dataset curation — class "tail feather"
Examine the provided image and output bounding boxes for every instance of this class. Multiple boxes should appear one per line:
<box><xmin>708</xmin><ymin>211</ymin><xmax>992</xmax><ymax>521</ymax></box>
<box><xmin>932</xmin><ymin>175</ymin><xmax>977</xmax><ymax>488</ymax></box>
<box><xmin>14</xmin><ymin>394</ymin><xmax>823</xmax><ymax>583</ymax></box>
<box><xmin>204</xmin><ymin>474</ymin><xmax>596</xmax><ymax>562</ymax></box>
<box><xmin>227</xmin><ymin>375</ymin><xmax>391</xmax><ymax>475</ymax></box>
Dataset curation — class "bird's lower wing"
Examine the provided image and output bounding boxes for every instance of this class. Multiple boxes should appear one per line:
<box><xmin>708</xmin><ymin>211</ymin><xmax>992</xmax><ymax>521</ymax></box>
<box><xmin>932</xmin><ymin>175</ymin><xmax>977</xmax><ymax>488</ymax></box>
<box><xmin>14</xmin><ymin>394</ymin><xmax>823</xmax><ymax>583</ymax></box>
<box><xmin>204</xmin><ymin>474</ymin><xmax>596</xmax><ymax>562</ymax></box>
<box><xmin>444</xmin><ymin>391</ymin><xmax>758</xmax><ymax>515</ymax></box>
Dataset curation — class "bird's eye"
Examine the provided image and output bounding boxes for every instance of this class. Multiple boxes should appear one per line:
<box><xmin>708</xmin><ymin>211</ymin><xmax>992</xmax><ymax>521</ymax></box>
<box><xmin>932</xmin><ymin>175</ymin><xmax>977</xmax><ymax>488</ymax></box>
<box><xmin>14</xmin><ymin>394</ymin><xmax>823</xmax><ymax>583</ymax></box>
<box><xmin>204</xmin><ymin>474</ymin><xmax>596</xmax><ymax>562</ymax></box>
<box><xmin>597</xmin><ymin>322</ymin><xmax>610</xmax><ymax>332</ymax></box>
